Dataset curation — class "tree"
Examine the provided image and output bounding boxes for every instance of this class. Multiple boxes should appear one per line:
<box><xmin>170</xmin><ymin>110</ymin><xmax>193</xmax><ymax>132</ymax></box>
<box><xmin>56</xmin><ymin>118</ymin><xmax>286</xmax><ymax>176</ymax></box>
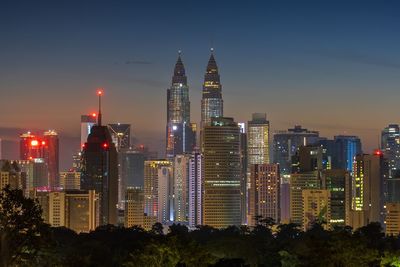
<box><xmin>0</xmin><ymin>185</ymin><xmax>50</xmax><ymax>267</ymax></box>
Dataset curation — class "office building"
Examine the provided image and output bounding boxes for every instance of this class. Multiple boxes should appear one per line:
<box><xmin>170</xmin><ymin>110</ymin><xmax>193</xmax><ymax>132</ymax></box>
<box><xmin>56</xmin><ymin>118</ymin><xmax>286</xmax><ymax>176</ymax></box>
<box><xmin>166</xmin><ymin>52</ymin><xmax>195</xmax><ymax>158</ymax></box>
<box><xmin>349</xmin><ymin>152</ymin><xmax>388</xmax><ymax>229</ymax></box>
<box><xmin>59</xmin><ymin>171</ymin><xmax>81</xmax><ymax>190</ymax></box>
<box><xmin>248</xmin><ymin>163</ymin><xmax>280</xmax><ymax>226</ymax></box>
<box><xmin>81</xmin><ymin>114</ymin><xmax>97</xmax><ymax>149</ymax></box>
<box><xmin>302</xmin><ymin>189</ymin><xmax>331</xmax><ymax>231</ymax></box>
<box><xmin>273</xmin><ymin>125</ymin><xmax>319</xmax><ymax>175</ymax></box>
<box><xmin>188</xmin><ymin>151</ymin><xmax>203</xmax><ymax>228</ymax></box>
<box><xmin>81</xmin><ymin>91</ymin><xmax>119</xmax><ymax>225</ymax></box>
<box><xmin>43</xmin><ymin>130</ymin><xmax>59</xmax><ymax>188</ymax></box>
<box><xmin>157</xmin><ymin>164</ymin><xmax>173</xmax><ymax>223</ymax></box>
<box><xmin>385</xmin><ymin>203</ymin><xmax>400</xmax><ymax>236</ymax></box>
<box><xmin>173</xmin><ymin>155</ymin><xmax>189</xmax><ymax>222</ymax></box>
<box><xmin>247</xmin><ymin>113</ymin><xmax>270</xmax><ymax>166</ymax></box>
<box><xmin>201</xmin><ymin>49</ymin><xmax>223</xmax><ymax>128</ymax></box>
<box><xmin>124</xmin><ymin>187</ymin><xmax>145</xmax><ymax>228</ymax></box>
<box><xmin>202</xmin><ymin>117</ymin><xmax>241</xmax><ymax>228</ymax></box>
<box><xmin>238</xmin><ymin>122</ymin><xmax>248</xmax><ymax>225</ymax></box>
<box><xmin>321</xmin><ymin>169</ymin><xmax>351</xmax><ymax>228</ymax></box>
<box><xmin>108</xmin><ymin>123</ymin><xmax>131</xmax><ymax>151</ymax></box>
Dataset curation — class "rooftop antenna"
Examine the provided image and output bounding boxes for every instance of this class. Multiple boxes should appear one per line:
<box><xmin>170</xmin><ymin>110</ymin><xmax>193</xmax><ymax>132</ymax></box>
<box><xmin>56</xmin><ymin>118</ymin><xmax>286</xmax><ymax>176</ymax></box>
<box><xmin>97</xmin><ymin>89</ymin><xmax>103</xmax><ymax>126</ymax></box>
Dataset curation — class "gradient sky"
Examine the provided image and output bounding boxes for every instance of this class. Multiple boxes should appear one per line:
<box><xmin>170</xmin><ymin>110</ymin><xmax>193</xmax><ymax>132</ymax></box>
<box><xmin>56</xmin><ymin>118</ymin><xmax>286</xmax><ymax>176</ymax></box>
<box><xmin>1</xmin><ymin>1</ymin><xmax>400</xmax><ymax>169</ymax></box>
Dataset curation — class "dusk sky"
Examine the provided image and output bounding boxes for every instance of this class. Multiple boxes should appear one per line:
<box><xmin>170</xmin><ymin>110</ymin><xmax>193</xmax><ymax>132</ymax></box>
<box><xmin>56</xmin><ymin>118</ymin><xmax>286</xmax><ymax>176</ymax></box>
<box><xmin>1</xmin><ymin>1</ymin><xmax>400</xmax><ymax>169</ymax></box>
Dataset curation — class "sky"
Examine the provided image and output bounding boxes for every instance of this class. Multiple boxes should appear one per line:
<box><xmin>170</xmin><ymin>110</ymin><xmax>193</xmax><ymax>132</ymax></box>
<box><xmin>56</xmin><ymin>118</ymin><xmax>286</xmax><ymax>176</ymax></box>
<box><xmin>1</xmin><ymin>0</ymin><xmax>400</xmax><ymax>170</ymax></box>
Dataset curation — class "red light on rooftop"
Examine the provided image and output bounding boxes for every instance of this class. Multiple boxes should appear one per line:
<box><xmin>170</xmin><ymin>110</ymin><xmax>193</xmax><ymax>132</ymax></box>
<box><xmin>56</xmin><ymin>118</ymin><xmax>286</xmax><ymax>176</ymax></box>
<box><xmin>92</xmin><ymin>113</ymin><xmax>97</xmax><ymax>117</ymax></box>
<box><xmin>31</xmin><ymin>140</ymin><xmax>39</xmax><ymax>146</ymax></box>
<box><xmin>41</xmin><ymin>141</ymin><xmax>46</xmax><ymax>145</ymax></box>
<box><xmin>103</xmin><ymin>143</ymin><xmax>108</xmax><ymax>148</ymax></box>
<box><xmin>29</xmin><ymin>156</ymin><xmax>33</xmax><ymax>160</ymax></box>
<box><xmin>374</xmin><ymin>150</ymin><xmax>383</xmax><ymax>156</ymax></box>
<box><xmin>97</xmin><ymin>89</ymin><xmax>103</xmax><ymax>96</ymax></box>
<box><xmin>82</xmin><ymin>144</ymin><xmax>86</xmax><ymax>148</ymax></box>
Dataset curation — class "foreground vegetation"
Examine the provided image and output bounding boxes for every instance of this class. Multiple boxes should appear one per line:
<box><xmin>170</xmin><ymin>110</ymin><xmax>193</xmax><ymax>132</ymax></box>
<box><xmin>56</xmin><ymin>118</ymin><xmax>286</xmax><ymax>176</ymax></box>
<box><xmin>1</xmin><ymin>186</ymin><xmax>400</xmax><ymax>267</ymax></box>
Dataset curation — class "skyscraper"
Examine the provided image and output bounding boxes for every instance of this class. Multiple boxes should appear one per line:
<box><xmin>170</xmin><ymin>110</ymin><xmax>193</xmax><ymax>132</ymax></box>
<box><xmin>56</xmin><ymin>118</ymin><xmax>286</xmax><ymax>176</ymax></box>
<box><xmin>81</xmin><ymin>114</ymin><xmax>97</xmax><ymax>149</ymax></box>
<box><xmin>188</xmin><ymin>151</ymin><xmax>203</xmax><ymax>228</ymax></box>
<box><xmin>348</xmin><ymin>152</ymin><xmax>388</xmax><ymax>229</ymax></box>
<box><xmin>202</xmin><ymin>117</ymin><xmax>241</xmax><ymax>228</ymax></box>
<box><xmin>248</xmin><ymin>163</ymin><xmax>280</xmax><ymax>226</ymax></box>
<box><xmin>20</xmin><ymin>132</ymin><xmax>45</xmax><ymax>160</ymax></box>
<box><xmin>108</xmin><ymin>123</ymin><xmax>131</xmax><ymax>151</ymax></box>
<box><xmin>173</xmin><ymin>155</ymin><xmax>189</xmax><ymax>223</ymax></box>
<box><xmin>273</xmin><ymin>125</ymin><xmax>319</xmax><ymax>175</ymax></box>
<box><xmin>333</xmin><ymin>135</ymin><xmax>362</xmax><ymax>172</ymax></box>
<box><xmin>124</xmin><ymin>187</ymin><xmax>145</xmax><ymax>228</ymax></box>
<box><xmin>201</xmin><ymin>49</ymin><xmax>223</xmax><ymax>128</ymax></box>
<box><xmin>302</xmin><ymin>189</ymin><xmax>331</xmax><ymax>231</ymax></box>
<box><xmin>81</xmin><ymin>90</ymin><xmax>119</xmax><ymax>225</ymax></box>
<box><xmin>247</xmin><ymin>113</ymin><xmax>270</xmax><ymax>166</ymax></box>
<box><xmin>43</xmin><ymin>130</ymin><xmax>59</xmax><ymax>188</ymax></box>
<box><xmin>381</xmin><ymin>124</ymin><xmax>400</xmax><ymax>203</ymax></box>
<box><xmin>166</xmin><ymin>52</ymin><xmax>195</xmax><ymax>158</ymax></box>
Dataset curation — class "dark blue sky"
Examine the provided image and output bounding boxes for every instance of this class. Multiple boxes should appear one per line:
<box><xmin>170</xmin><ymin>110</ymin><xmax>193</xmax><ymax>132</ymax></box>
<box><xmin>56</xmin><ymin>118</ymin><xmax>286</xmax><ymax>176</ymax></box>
<box><xmin>1</xmin><ymin>1</ymin><xmax>400</xmax><ymax>169</ymax></box>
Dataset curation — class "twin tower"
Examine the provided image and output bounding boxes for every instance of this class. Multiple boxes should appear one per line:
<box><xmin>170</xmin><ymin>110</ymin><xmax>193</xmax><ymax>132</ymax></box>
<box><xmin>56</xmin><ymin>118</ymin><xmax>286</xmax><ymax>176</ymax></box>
<box><xmin>166</xmin><ymin>50</ymin><xmax>223</xmax><ymax>157</ymax></box>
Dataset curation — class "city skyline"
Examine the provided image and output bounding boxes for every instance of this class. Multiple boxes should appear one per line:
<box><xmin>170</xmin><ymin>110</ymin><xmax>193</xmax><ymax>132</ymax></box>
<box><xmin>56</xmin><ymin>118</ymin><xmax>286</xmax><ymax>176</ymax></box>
<box><xmin>1</xmin><ymin>1</ymin><xmax>400</xmax><ymax>169</ymax></box>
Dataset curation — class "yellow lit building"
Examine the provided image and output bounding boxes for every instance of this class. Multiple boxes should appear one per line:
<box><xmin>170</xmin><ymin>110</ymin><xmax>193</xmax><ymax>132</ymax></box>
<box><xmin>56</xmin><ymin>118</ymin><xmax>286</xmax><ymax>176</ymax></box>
<box><xmin>385</xmin><ymin>203</ymin><xmax>400</xmax><ymax>236</ymax></box>
<box><xmin>124</xmin><ymin>187</ymin><xmax>144</xmax><ymax>228</ymax></box>
<box><xmin>302</xmin><ymin>189</ymin><xmax>331</xmax><ymax>230</ymax></box>
<box><xmin>59</xmin><ymin>171</ymin><xmax>81</xmax><ymax>190</ymax></box>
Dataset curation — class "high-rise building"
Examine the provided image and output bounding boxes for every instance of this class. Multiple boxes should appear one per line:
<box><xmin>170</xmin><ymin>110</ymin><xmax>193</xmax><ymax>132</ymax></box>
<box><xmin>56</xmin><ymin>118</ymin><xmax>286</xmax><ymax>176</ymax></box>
<box><xmin>188</xmin><ymin>151</ymin><xmax>203</xmax><ymax>228</ymax></box>
<box><xmin>201</xmin><ymin>49</ymin><xmax>223</xmax><ymax>128</ymax></box>
<box><xmin>321</xmin><ymin>169</ymin><xmax>351</xmax><ymax>228</ymax></box>
<box><xmin>290</xmin><ymin>171</ymin><xmax>321</xmax><ymax>226</ymax></box>
<box><xmin>381</xmin><ymin>124</ymin><xmax>400</xmax><ymax>203</ymax></box>
<box><xmin>291</xmin><ymin>145</ymin><xmax>326</xmax><ymax>173</ymax></box>
<box><xmin>59</xmin><ymin>171</ymin><xmax>81</xmax><ymax>190</ymax></box>
<box><xmin>108</xmin><ymin>123</ymin><xmax>131</xmax><ymax>151</ymax></box>
<box><xmin>143</xmin><ymin>160</ymin><xmax>172</xmax><ymax>221</ymax></box>
<box><xmin>248</xmin><ymin>164</ymin><xmax>280</xmax><ymax>226</ymax></box>
<box><xmin>124</xmin><ymin>187</ymin><xmax>145</xmax><ymax>228</ymax></box>
<box><xmin>202</xmin><ymin>117</ymin><xmax>241</xmax><ymax>228</ymax></box>
<box><xmin>0</xmin><ymin>160</ymin><xmax>24</xmax><ymax>190</ymax></box>
<box><xmin>333</xmin><ymin>135</ymin><xmax>362</xmax><ymax>172</ymax></box>
<box><xmin>302</xmin><ymin>189</ymin><xmax>331</xmax><ymax>231</ymax></box>
<box><xmin>348</xmin><ymin>152</ymin><xmax>388</xmax><ymax>229</ymax></box>
<box><xmin>81</xmin><ymin>114</ymin><xmax>97</xmax><ymax>149</ymax></box>
<box><xmin>19</xmin><ymin>132</ymin><xmax>45</xmax><ymax>160</ymax></box>
<box><xmin>273</xmin><ymin>125</ymin><xmax>319</xmax><ymax>175</ymax></box>
<box><xmin>158</xmin><ymin>164</ymin><xmax>173</xmax><ymax>223</ymax></box>
<box><xmin>247</xmin><ymin>113</ymin><xmax>270</xmax><ymax>166</ymax></box>
<box><xmin>385</xmin><ymin>203</ymin><xmax>400</xmax><ymax>236</ymax></box>
<box><xmin>43</xmin><ymin>130</ymin><xmax>59</xmax><ymax>188</ymax></box>
<box><xmin>81</xmin><ymin>91</ymin><xmax>119</xmax><ymax>225</ymax></box>
<box><xmin>166</xmin><ymin>52</ymin><xmax>195</xmax><ymax>158</ymax></box>
<box><xmin>173</xmin><ymin>155</ymin><xmax>189</xmax><ymax>223</ymax></box>
<box><xmin>16</xmin><ymin>159</ymin><xmax>48</xmax><ymax>192</ymax></box>
<box><xmin>238</xmin><ymin>123</ymin><xmax>248</xmax><ymax>225</ymax></box>
<box><xmin>34</xmin><ymin>190</ymin><xmax>99</xmax><ymax>233</ymax></box>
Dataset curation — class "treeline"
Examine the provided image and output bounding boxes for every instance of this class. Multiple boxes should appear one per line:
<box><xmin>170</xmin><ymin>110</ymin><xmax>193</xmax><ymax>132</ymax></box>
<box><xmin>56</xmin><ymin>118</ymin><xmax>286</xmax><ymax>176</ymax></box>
<box><xmin>1</xmin><ymin>186</ymin><xmax>400</xmax><ymax>267</ymax></box>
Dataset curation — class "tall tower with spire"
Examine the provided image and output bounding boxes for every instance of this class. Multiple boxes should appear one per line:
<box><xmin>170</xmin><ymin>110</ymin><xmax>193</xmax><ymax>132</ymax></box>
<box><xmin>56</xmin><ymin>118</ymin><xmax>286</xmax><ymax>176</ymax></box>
<box><xmin>201</xmin><ymin>48</ymin><xmax>223</xmax><ymax>128</ymax></box>
<box><xmin>166</xmin><ymin>51</ymin><xmax>196</xmax><ymax>158</ymax></box>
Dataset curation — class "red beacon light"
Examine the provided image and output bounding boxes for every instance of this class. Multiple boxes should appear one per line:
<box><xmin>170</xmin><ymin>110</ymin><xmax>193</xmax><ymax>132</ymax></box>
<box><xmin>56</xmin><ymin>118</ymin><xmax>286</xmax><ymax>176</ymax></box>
<box><xmin>374</xmin><ymin>149</ymin><xmax>383</xmax><ymax>156</ymax></box>
<box><xmin>41</xmin><ymin>141</ymin><xmax>46</xmax><ymax>145</ymax></box>
<box><xmin>91</xmin><ymin>113</ymin><xmax>97</xmax><ymax>117</ymax></box>
<box><xmin>102</xmin><ymin>143</ymin><xmax>109</xmax><ymax>149</ymax></box>
<box><xmin>97</xmin><ymin>89</ymin><xmax>103</xmax><ymax>96</ymax></box>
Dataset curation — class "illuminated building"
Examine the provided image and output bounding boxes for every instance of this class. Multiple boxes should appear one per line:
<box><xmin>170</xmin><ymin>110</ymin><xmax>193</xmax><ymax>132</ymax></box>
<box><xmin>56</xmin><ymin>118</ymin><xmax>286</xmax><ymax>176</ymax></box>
<box><xmin>385</xmin><ymin>203</ymin><xmax>400</xmax><ymax>236</ymax></box>
<box><xmin>81</xmin><ymin>114</ymin><xmax>97</xmax><ymax>149</ymax></box>
<box><xmin>188</xmin><ymin>151</ymin><xmax>203</xmax><ymax>228</ymax></box>
<box><xmin>173</xmin><ymin>155</ymin><xmax>190</xmax><ymax>222</ymax></box>
<box><xmin>273</xmin><ymin>125</ymin><xmax>319</xmax><ymax>175</ymax></box>
<box><xmin>143</xmin><ymin>160</ymin><xmax>172</xmax><ymax>222</ymax></box>
<box><xmin>108</xmin><ymin>123</ymin><xmax>131</xmax><ymax>151</ymax></box>
<box><xmin>16</xmin><ymin>159</ymin><xmax>47</xmax><ymax>192</ymax></box>
<box><xmin>333</xmin><ymin>135</ymin><xmax>362</xmax><ymax>172</ymax></box>
<box><xmin>290</xmin><ymin>171</ymin><xmax>321</xmax><ymax>226</ymax></box>
<box><xmin>43</xmin><ymin>130</ymin><xmax>59</xmax><ymax>188</ymax></box>
<box><xmin>157</xmin><ymin>164</ymin><xmax>173</xmax><ymax>223</ymax></box>
<box><xmin>302</xmin><ymin>189</ymin><xmax>331</xmax><ymax>231</ymax></box>
<box><xmin>349</xmin><ymin>152</ymin><xmax>388</xmax><ymax>229</ymax></box>
<box><xmin>124</xmin><ymin>187</ymin><xmax>144</xmax><ymax>228</ymax></box>
<box><xmin>248</xmin><ymin>164</ymin><xmax>280</xmax><ymax>226</ymax></box>
<box><xmin>247</xmin><ymin>113</ymin><xmax>270</xmax><ymax>166</ymax></box>
<box><xmin>291</xmin><ymin>145</ymin><xmax>326</xmax><ymax>173</ymax></box>
<box><xmin>321</xmin><ymin>169</ymin><xmax>351</xmax><ymax>228</ymax></box>
<box><xmin>201</xmin><ymin>49</ymin><xmax>223</xmax><ymax>128</ymax></box>
<box><xmin>381</xmin><ymin>124</ymin><xmax>400</xmax><ymax>202</ymax></box>
<box><xmin>59</xmin><ymin>171</ymin><xmax>81</xmax><ymax>190</ymax></box>
<box><xmin>238</xmin><ymin>122</ymin><xmax>248</xmax><ymax>225</ymax></box>
<box><xmin>166</xmin><ymin>52</ymin><xmax>195</xmax><ymax>158</ymax></box>
<box><xmin>34</xmin><ymin>190</ymin><xmax>99</xmax><ymax>233</ymax></box>
<box><xmin>81</xmin><ymin>90</ymin><xmax>118</xmax><ymax>225</ymax></box>
<box><xmin>202</xmin><ymin>117</ymin><xmax>241</xmax><ymax>228</ymax></box>
<box><xmin>19</xmin><ymin>132</ymin><xmax>45</xmax><ymax>160</ymax></box>
<box><xmin>0</xmin><ymin>160</ymin><xmax>24</xmax><ymax>190</ymax></box>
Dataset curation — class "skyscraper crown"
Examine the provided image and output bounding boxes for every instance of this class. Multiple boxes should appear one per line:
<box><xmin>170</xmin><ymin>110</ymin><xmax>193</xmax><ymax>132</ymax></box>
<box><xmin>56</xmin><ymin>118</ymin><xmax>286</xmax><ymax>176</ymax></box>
<box><xmin>172</xmin><ymin>52</ymin><xmax>187</xmax><ymax>85</ymax></box>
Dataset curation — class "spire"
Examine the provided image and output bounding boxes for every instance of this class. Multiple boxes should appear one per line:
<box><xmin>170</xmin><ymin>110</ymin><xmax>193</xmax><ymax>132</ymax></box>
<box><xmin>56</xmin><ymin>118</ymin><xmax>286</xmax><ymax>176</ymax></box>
<box><xmin>97</xmin><ymin>89</ymin><xmax>103</xmax><ymax>126</ymax></box>
<box><xmin>206</xmin><ymin>48</ymin><xmax>218</xmax><ymax>74</ymax></box>
<box><xmin>172</xmin><ymin>50</ymin><xmax>187</xmax><ymax>84</ymax></box>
